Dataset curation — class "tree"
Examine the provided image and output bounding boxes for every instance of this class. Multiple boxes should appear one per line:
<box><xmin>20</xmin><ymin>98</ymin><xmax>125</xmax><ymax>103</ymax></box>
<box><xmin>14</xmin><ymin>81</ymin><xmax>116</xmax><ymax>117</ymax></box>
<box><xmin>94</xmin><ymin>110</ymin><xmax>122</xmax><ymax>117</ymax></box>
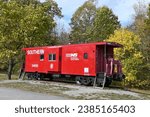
<box><xmin>2</xmin><ymin>0</ymin><xmax>40</xmax><ymax>4</ymax></box>
<box><xmin>107</xmin><ymin>29</ymin><xmax>144</xmax><ymax>88</ymax></box>
<box><xmin>92</xmin><ymin>6</ymin><xmax>120</xmax><ymax>41</ymax></box>
<box><xmin>0</xmin><ymin>0</ymin><xmax>62</xmax><ymax>79</ymax></box>
<box><xmin>127</xmin><ymin>1</ymin><xmax>150</xmax><ymax>85</ymax></box>
<box><xmin>143</xmin><ymin>4</ymin><xmax>150</xmax><ymax>71</ymax></box>
<box><xmin>57</xmin><ymin>25</ymin><xmax>70</xmax><ymax>45</ymax></box>
<box><xmin>53</xmin><ymin>19</ymin><xmax>71</xmax><ymax>45</ymax></box>
<box><xmin>70</xmin><ymin>0</ymin><xmax>96</xmax><ymax>43</ymax></box>
<box><xmin>128</xmin><ymin>1</ymin><xmax>147</xmax><ymax>38</ymax></box>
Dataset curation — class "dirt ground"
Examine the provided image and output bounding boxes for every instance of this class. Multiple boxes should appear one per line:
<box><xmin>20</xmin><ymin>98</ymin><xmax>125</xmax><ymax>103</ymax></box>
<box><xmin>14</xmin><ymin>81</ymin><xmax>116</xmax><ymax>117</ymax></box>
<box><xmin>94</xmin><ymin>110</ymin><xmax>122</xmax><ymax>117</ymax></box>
<box><xmin>0</xmin><ymin>80</ymin><xmax>150</xmax><ymax>100</ymax></box>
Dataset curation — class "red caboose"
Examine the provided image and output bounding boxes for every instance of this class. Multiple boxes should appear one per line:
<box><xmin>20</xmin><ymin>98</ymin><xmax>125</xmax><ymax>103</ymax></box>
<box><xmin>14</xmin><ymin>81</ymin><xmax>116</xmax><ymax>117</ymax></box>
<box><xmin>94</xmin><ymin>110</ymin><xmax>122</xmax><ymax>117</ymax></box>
<box><xmin>22</xmin><ymin>42</ymin><xmax>125</xmax><ymax>86</ymax></box>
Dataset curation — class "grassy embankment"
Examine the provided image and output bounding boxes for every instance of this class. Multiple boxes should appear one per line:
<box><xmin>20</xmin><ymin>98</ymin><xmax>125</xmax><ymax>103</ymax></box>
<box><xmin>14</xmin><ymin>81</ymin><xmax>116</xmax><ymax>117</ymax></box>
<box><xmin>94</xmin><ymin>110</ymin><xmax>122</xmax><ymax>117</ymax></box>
<box><xmin>0</xmin><ymin>73</ymin><xmax>150</xmax><ymax>99</ymax></box>
<box><xmin>0</xmin><ymin>73</ymin><xmax>18</xmax><ymax>80</ymax></box>
<box><xmin>0</xmin><ymin>73</ymin><xmax>73</xmax><ymax>98</ymax></box>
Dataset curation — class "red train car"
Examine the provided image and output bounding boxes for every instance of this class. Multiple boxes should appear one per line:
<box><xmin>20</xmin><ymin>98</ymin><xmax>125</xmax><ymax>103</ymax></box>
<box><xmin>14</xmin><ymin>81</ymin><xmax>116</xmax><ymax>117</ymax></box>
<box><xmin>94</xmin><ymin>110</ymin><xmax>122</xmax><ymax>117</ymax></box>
<box><xmin>22</xmin><ymin>42</ymin><xmax>125</xmax><ymax>86</ymax></box>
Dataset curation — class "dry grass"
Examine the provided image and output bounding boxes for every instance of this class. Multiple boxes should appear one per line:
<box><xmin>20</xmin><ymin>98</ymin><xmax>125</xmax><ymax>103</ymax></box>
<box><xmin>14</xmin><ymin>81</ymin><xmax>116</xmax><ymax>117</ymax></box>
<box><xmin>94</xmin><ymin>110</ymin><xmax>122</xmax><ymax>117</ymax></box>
<box><xmin>0</xmin><ymin>81</ymin><xmax>73</xmax><ymax>98</ymax></box>
<box><xmin>0</xmin><ymin>73</ymin><xmax>18</xmax><ymax>80</ymax></box>
<box><xmin>0</xmin><ymin>73</ymin><xmax>150</xmax><ymax>100</ymax></box>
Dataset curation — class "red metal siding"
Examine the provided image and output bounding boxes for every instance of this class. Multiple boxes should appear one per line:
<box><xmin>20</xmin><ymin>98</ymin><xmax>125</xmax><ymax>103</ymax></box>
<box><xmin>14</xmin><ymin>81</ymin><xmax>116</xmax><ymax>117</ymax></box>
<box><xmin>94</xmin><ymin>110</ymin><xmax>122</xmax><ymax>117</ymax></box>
<box><xmin>24</xmin><ymin>47</ymin><xmax>61</xmax><ymax>73</ymax></box>
<box><xmin>61</xmin><ymin>44</ymin><xmax>96</xmax><ymax>76</ymax></box>
<box><xmin>25</xmin><ymin>48</ymin><xmax>45</xmax><ymax>73</ymax></box>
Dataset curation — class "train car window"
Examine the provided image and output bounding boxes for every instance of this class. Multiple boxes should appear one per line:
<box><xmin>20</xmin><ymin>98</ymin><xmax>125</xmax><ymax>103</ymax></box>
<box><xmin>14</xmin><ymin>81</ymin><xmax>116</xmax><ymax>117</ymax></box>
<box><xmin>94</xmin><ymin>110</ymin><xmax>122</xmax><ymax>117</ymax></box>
<box><xmin>49</xmin><ymin>54</ymin><xmax>56</xmax><ymax>61</ymax></box>
<box><xmin>49</xmin><ymin>54</ymin><xmax>53</xmax><ymax>60</ymax></box>
<box><xmin>53</xmin><ymin>54</ymin><xmax>56</xmax><ymax>60</ymax></box>
<box><xmin>40</xmin><ymin>54</ymin><xmax>44</xmax><ymax>60</ymax></box>
<box><xmin>84</xmin><ymin>53</ymin><xmax>88</xmax><ymax>59</ymax></box>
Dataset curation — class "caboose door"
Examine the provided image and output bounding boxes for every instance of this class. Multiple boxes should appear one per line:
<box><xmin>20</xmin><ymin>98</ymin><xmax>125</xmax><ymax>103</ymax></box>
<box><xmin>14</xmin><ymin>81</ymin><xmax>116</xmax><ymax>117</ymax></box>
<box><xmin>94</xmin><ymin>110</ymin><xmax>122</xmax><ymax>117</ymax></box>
<box><xmin>96</xmin><ymin>45</ymin><xmax>105</xmax><ymax>73</ymax></box>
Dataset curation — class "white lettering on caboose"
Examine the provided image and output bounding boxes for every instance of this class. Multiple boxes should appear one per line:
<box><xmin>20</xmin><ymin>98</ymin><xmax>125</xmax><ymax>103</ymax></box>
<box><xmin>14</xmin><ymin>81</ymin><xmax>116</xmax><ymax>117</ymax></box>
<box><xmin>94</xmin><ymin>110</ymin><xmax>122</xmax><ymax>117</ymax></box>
<box><xmin>66</xmin><ymin>53</ymin><xmax>79</xmax><ymax>61</ymax></box>
<box><xmin>32</xmin><ymin>64</ymin><xmax>38</xmax><ymax>68</ymax></box>
<box><xmin>27</xmin><ymin>49</ymin><xmax>44</xmax><ymax>55</ymax></box>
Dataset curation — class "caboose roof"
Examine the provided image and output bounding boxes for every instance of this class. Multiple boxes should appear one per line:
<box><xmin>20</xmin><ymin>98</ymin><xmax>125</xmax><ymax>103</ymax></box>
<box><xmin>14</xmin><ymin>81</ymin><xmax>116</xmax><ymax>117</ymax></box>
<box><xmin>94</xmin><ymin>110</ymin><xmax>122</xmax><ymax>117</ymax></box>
<box><xmin>95</xmin><ymin>42</ymin><xmax>123</xmax><ymax>47</ymax></box>
<box><xmin>22</xmin><ymin>42</ymin><xmax>122</xmax><ymax>50</ymax></box>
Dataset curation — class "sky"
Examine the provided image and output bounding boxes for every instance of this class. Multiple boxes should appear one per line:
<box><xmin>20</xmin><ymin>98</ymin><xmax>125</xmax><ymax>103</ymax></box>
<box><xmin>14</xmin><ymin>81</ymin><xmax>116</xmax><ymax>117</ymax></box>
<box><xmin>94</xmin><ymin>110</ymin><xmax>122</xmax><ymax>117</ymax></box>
<box><xmin>41</xmin><ymin>0</ymin><xmax>150</xmax><ymax>31</ymax></box>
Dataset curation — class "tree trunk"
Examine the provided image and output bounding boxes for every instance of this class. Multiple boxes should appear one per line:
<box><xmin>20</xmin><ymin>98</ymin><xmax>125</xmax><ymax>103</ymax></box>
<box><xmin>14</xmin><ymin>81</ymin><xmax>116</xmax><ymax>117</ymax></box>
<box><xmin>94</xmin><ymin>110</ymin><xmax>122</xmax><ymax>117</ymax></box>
<box><xmin>7</xmin><ymin>59</ymin><xmax>15</xmax><ymax>80</ymax></box>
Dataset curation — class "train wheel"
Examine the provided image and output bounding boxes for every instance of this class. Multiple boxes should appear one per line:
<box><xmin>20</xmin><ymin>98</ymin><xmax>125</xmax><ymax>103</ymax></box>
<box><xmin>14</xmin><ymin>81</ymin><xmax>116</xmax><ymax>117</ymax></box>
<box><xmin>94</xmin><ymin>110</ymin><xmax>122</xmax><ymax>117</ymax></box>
<box><xmin>26</xmin><ymin>73</ymin><xmax>40</xmax><ymax>80</ymax></box>
<box><xmin>26</xmin><ymin>73</ymin><xmax>33</xmax><ymax>80</ymax></box>
<box><xmin>80</xmin><ymin>77</ymin><xmax>92</xmax><ymax>86</ymax></box>
<box><xmin>75</xmin><ymin>76</ymin><xmax>81</xmax><ymax>85</ymax></box>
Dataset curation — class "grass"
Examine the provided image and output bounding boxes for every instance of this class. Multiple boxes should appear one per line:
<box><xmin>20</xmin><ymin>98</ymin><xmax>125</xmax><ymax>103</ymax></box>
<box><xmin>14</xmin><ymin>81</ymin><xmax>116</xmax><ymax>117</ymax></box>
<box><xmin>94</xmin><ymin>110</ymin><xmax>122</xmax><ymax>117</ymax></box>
<box><xmin>0</xmin><ymin>73</ymin><xmax>74</xmax><ymax>98</ymax></box>
<box><xmin>75</xmin><ymin>93</ymin><xmax>140</xmax><ymax>100</ymax></box>
<box><xmin>0</xmin><ymin>74</ymin><xmax>7</xmax><ymax>80</ymax></box>
<box><xmin>0</xmin><ymin>73</ymin><xmax>18</xmax><ymax>80</ymax></box>
<box><xmin>0</xmin><ymin>80</ymin><xmax>150</xmax><ymax>100</ymax></box>
<box><xmin>0</xmin><ymin>73</ymin><xmax>150</xmax><ymax>100</ymax></box>
<box><xmin>129</xmin><ymin>88</ymin><xmax>150</xmax><ymax>95</ymax></box>
<box><xmin>0</xmin><ymin>81</ymin><xmax>73</xmax><ymax>98</ymax></box>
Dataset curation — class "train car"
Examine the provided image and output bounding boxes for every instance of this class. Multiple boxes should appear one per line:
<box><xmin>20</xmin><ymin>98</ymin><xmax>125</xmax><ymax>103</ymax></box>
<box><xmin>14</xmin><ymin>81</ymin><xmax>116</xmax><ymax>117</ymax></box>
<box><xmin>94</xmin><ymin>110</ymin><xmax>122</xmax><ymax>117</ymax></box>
<box><xmin>21</xmin><ymin>42</ymin><xmax>125</xmax><ymax>86</ymax></box>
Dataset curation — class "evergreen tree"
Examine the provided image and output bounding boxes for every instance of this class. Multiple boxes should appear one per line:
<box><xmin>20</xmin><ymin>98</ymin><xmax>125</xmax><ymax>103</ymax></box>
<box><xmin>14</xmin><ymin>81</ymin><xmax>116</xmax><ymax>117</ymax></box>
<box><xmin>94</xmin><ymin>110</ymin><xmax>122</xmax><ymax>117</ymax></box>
<box><xmin>70</xmin><ymin>0</ymin><xmax>96</xmax><ymax>43</ymax></box>
<box><xmin>92</xmin><ymin>6</ymin><xmax>120</xmax><ymax>41</ymax></box>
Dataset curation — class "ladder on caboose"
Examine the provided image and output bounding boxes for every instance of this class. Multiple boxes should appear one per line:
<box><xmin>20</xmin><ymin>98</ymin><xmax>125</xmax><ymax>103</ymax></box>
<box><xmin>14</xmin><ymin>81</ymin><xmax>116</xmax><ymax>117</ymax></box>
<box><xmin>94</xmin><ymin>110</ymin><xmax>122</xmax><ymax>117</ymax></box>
<box><xmin>93</xmin><ymin>73</ymin><xmax>106</xmax><ymax>89</ymax></box>
<box><xmin>102</xmin><ymin>73</ymin><xmax>106</xmax><ymax>89</ymax></box>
